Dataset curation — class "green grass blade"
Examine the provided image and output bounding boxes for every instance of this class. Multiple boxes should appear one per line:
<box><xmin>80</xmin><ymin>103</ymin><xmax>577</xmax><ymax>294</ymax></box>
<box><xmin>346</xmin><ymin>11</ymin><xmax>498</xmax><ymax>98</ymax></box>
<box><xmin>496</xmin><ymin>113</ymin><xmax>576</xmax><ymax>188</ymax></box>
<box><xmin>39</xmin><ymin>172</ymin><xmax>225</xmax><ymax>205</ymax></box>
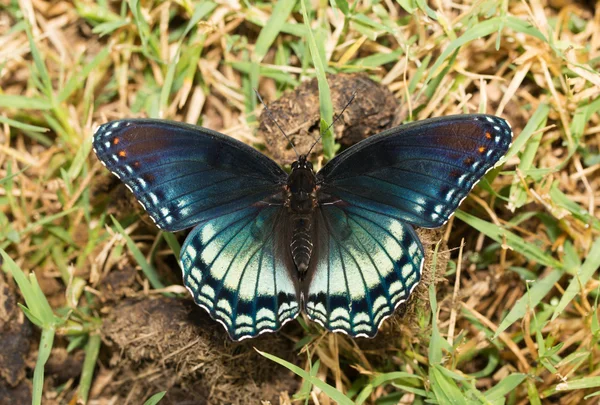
<box><xmin>143</xmin><ymin>391</ymin><xmax>167</xmax><ymax>405</ymax></box>
<box><xmin>494</xmin><ymin>269</ymin><xmax>562</xmax><ymax>339</ymax></box>
<box><xmin>254</xmin><ymin>0</ymin><xmax>297</xmax><ymax>62</ymax></box>
<box><xmin>111</xmin><ymin>216</ymin><xmax>166</xmax><ymax>289</ymax></box>
<box><xmin>423</xmin><ymin>18</ymin><xmax>503</xmax><ymax>89</ymax></box>
<box><xmin>32</xmin><ymin>328</ymin><xmax>55</xmax><ymax>405</ymax></box>
<box><xmin>0</xmin><ymin>94</ymin><xmax>52</xmax><ymax>110</ymax></box>
<box><xmin>455</xmin><ymin>210</ymin><xmax>563</xmax><ymax>269</ymax></box>
<box><xmin>0</xmin><ymin>250</ymin><xmax>44</xmax><ymax>323</ymax></box>
<box><xmin>23</xmin><ymin>14</ymin><xmax>54</xmax><ymax>98</ymax></box>
<box><xmin>484</xmin><ymin>373</ymin><xmax>527</xmax><ymax>401</ymax></box>
<box><xmin>552</xmin><ymin>237</ymin><xmax>600</xmax><ymax>320</ymax></box>
<box><xmin>127</xmin><ymin>0</ymin><xmax>150</xmax><ymax>53</ymax></box>
<box><xmin>300</xmin><ymin>0</ymin><xmax>335</xmax><ymax>159</ymax></box>
<box><xmin>546</xmin><ymin>376</ymin><xmax>600</xmax><ymax>396</ymax></box>
<box><xmin>29</xmin><ymin>273</ymin><xmax>60</xmax><ymax>325</ymax></box>
<box><xmin>503</xmin><ymin>103</ymin><xmax>550</xmax><ymax>164</ymax></box>
<box><xmin>77</xmin><ymin>332</ymin><xmax>101</xmax><ymax>403</ymax></box>
<box><xmin>58</xmin><ymin>47</ymin><xmax>110</xmax><ymax>102</ymax></box>
<box><xmin>0</xmin><ymin>116</ymin><xmax>48</xmax><ymax>133</ymax></box>
<box><xmin>249</xmin><ymin>0</ymin><xmax>297</xmax><ymax>118</ymax></box>
<box><xmin>356</xmin><ymin>372</ymin><xmax>422</xmax><ymax>404</ymax></box>
<box><xmin>428</xmin><ymin>242</ymin><xmax>451</xmax><ymax>364</ymax></box>
<box><xmin>162</xmin><ymin>232</ymin><xmax>181</xmax><ymax>260</ymax></box>
<box><xmin>430</xmin><ymin>365</ymin><xmax>468</xmax><ymax>405</ymax></box>
<box><xmin>550</xmin><ymin>184</ymin><xmax>600</xmax><ymax>231</ymax></box>
<box><xmin>67</xmin><ymin>133</ymin><xmax>93</xmax><ymax>182</ymax></box>
<box><xmin>257</xmin><ymin>349</ymin><xmax>354</xmax><ymax>405</ymax></box>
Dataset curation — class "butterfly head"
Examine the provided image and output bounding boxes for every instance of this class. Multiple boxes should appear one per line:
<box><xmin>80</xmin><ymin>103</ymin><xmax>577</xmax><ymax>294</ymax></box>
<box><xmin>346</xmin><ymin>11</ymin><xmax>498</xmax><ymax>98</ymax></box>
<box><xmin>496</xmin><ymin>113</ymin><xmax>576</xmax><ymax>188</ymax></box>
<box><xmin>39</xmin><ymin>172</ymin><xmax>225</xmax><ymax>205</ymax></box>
<box><xmin>291</xmin><ymin>155</ymin><xmax>313</xmax><ymax>171</ymax></box>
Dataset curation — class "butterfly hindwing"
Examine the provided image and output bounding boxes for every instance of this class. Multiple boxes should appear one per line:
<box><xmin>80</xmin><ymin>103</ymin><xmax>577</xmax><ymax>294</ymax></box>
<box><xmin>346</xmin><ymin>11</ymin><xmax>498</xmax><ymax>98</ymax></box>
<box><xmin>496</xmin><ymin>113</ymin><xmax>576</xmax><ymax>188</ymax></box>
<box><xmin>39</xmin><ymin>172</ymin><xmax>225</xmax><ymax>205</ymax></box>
<box><xmin>317</xmin><ymin>114</ymin><xmax>512</xmax><ymax>228</ymax></box>
<box><xmin>180</xmin><ymin>203</ymin><xmax>300</xmax><ymax>340</ymax></box>
<box><xmin>303</xmin><ymin>203</ymin><xmax>423</xmax><ymax>337</ymax></box>
<box><xmin>93</xmin><ymin>119</ymin><xmax>287</xmax><ymax>231</ymax></box>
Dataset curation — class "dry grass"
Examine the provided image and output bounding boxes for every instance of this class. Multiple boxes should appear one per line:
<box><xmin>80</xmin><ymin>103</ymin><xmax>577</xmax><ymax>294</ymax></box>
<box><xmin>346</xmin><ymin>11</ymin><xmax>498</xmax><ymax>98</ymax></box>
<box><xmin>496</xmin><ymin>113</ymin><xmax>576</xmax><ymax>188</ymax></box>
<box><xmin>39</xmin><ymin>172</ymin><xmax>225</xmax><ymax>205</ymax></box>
<box><xmin>1</xmin><ymin>0</ymin><xmax>599</xmax><ymax>404</ymax></box>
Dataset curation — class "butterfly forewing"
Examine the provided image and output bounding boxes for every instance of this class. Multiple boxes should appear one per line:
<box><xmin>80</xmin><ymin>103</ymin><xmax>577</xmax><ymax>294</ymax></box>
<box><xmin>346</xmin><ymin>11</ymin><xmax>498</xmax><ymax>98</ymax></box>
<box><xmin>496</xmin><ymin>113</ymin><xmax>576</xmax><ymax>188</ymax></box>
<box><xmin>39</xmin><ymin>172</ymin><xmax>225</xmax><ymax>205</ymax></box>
<box><xmin>317</xmin><ymin>115</ymin><xmax>513</xmax><ymax>228</ymax></box>
<box><xmin>92</xmin><ymin>119</ymin><xmax>287</xmax><ymax>231</ymax></box>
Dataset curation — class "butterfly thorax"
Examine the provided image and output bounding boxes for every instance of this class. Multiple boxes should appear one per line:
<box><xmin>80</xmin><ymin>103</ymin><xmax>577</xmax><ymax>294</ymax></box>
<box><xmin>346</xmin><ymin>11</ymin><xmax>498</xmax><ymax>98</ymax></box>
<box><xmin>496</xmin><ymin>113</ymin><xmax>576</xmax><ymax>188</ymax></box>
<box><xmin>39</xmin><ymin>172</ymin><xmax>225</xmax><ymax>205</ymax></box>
<box><xmin>286</xmin><ymin>156</ymin><xmax>317</xmax><ymax>276</ymax></box>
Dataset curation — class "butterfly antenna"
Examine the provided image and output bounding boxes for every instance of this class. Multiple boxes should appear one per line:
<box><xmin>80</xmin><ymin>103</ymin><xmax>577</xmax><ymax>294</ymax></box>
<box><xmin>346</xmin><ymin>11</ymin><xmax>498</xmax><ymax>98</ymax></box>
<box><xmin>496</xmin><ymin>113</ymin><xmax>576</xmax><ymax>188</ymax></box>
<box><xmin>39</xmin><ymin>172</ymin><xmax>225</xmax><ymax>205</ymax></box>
<box><xmin>306</xmin><ymin>91</ymin><xmax>357</xmax><ymax>156</ymax></box>
<box><xmin>254</xmin><ymin>89</ymin><xmax>300</xmax><ymax>159</ymax></box>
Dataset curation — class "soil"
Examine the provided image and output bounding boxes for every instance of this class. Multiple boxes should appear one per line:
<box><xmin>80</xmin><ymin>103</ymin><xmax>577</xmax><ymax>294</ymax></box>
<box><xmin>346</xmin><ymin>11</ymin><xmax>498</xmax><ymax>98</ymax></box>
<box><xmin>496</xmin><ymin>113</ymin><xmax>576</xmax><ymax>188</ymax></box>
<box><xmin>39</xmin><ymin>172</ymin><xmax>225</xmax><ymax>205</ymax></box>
<box><xmin>258</xmin><ymin>73</ymin><xmax>399</xmax><ymax>164</ymax></box>
<box><xmin>102</xmin><ymin>297</ymin><xmax>300</xmax><ymax>404</ymax></box>
<box><xmin>0</xmin><ymin>272</ymin><xmax>33</xmax><ymax>403</ymax></box>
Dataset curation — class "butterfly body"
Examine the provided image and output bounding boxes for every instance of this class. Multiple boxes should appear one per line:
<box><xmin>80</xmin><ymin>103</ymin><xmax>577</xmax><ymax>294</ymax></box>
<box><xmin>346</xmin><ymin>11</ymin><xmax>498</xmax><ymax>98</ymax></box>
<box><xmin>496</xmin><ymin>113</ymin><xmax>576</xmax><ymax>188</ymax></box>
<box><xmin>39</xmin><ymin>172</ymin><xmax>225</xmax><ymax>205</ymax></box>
<box><xmin>93</xmin><ymin>114</ymin><xmax>512</xmax><ymax>341</ymax></box>
<box><xmin>286</xmin><ymin>156</ymin><xmax>318</xmax><ymax>274</ymax></box>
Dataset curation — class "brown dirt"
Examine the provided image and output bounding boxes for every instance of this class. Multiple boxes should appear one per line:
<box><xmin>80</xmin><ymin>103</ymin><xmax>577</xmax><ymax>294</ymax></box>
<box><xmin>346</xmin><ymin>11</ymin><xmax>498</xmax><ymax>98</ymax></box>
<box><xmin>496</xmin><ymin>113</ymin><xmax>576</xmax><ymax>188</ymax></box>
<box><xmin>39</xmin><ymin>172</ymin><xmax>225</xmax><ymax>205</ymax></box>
<box><xmin>258</xmin><ymin>73</ymin><xmax>399</xmax><ymax>164</ymax></box>
<box><xmin>0</xmin><ymin>272</ymin><xmax>33</xmax><ymax>403</ymax></box>
<box><xmin>102</xmin><ymin>297</ymin><xmax>300</xmax><ymax>404</ymax></box>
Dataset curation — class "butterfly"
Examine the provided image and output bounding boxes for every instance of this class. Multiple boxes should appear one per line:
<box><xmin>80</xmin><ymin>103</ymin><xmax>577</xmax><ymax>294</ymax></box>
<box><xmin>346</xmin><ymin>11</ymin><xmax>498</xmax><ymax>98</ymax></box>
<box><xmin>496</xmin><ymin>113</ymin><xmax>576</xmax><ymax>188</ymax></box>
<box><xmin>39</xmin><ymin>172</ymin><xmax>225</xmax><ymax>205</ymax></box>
<box><xmin>92</xmin><ymin>114</ymin><xmax>512</xmax><ymax>341</ymax></box>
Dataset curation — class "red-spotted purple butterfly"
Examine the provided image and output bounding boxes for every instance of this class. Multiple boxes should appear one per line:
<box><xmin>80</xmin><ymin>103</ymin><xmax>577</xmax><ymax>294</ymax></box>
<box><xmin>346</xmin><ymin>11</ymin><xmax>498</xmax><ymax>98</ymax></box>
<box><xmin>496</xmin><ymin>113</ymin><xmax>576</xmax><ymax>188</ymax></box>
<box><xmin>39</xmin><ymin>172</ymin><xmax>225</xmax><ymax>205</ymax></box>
<box><xmin>93</xmin><ymin>114</ymin><xmax>512</xmax><ymax>340</ymax></box>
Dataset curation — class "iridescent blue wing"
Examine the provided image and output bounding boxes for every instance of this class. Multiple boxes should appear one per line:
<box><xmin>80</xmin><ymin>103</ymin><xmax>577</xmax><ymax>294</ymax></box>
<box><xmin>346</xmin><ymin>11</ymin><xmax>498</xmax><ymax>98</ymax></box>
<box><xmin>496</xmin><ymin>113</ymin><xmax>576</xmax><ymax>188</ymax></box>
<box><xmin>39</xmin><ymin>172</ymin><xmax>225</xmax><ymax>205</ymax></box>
<box><xmin>180</xmin><ymin>203</ymin><xmax>300</xmax><ymax>340</ymax></box>
<box><xmin>92</xmin><ymin>119</ymin><xmax>287</xmax><ymax>231</ymax></box>
<box><xmin>304</xmin><ymin>114</ymin><xmax>512</xmax><ymax>337</ymax></box>
<box><xmin>93</xmin><ymin>119</ymin><xmax>299</xmax><ymax>340</ymax></box>
<box><xmin>316</xmin><ymin>115</ymin><xmax>513</xmax><ymax>228</ymax></box>
<box><xmin>304</xmin><ymin>204</ymin><xmax>423</xmax><ymax>337</ymax></box>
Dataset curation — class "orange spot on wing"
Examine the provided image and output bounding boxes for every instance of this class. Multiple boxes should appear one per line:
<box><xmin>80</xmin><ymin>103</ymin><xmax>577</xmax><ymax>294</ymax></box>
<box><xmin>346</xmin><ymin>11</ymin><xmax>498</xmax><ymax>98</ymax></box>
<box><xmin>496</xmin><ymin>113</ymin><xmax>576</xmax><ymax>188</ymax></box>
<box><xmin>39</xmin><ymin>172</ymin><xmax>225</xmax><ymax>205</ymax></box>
<box><xmin>113</xmin><ymin>137</ymin><xmax>120</xmax><ymax>145</ymax></box>
<box><xmin>133</xmin><ymin>161</ymin><xmax>141</xmax><ymax>168</ymax></box>
<box><xmin>478</xmin><ymin>146</ymin><xmax>486</xmax><ymax>153</ymax></box>
<box><xmin>464</xmin><ymin>157</ymin><xmax>474</xmax><ymax>165</ymax></box>
<box><xmin>118</xmin><ymin>150</ymin><xmax>127</xmax><ymax>157</ymax></box>
<box><xmin>485</xmin><ymin>132</ymin><xmax>492</xmax><ymax>139</ymax></box>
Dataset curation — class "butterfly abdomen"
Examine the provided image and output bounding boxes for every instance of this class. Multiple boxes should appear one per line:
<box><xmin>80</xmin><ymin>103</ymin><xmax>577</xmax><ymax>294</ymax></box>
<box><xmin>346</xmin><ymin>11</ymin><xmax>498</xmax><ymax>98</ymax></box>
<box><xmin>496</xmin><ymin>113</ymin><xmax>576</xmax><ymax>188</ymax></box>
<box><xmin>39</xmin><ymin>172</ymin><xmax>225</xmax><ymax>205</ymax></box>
<box><xmin>290</xmin><ymin>215</ymin><xmax>313</xmax><ymax>274</ymax></box>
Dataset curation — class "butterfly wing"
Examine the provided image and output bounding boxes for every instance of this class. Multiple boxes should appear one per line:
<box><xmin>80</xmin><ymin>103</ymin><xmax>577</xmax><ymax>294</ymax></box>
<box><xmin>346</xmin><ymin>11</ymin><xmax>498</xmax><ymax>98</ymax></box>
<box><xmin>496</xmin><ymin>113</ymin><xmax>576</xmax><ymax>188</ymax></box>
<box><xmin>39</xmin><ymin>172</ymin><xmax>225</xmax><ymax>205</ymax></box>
<box><xmin>93</xmin><ymin>119</ymin><xmax>299</xmax><ymax>339</ymax></box>
<box><xmin>304</xmin><ymin>204</ymin><xmax>423</xmax><ymax>337</ymax></box>
<box><xmin>180</xmin><ymin>203</ymin><xmax>300</xmax><ymax>340</ymax></box>
<box><xmin>316</xmin><ymin>115</ymin><xmax>513</xmax><ymax>228</ymax></box>
<box><xmin>92</xmin><ymin>119</ymin><xmax>287</xmax><ymax>231</ymax></box>
<box><xmin>304</xmin><ymin>114</ymin><xmax>512</xmax><ymax>337</ymax></box>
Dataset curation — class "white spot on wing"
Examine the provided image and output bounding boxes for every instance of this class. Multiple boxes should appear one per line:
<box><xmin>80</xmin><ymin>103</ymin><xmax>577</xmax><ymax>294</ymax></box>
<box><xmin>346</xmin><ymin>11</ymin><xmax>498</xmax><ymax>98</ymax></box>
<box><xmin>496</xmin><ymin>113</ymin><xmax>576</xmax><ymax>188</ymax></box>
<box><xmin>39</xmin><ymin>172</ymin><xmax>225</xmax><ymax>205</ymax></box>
<box><xmin>257</xmin><ymin>308</ymin><xmax>276</xmax><ymax>322</ymax></box>
<box><xmin>148</xmin><ymin>192</ymin><xmax>159</xmax><ymax>206</ymax></box>
<box><xmin>401</xmin><ymin>263</ymin><xmax>413</xmax><ymax>278</ymax></box>
<box><xmin>236</xmin><ymin>314</ymin><xmax>253</xmax><ymax>326</ymax></box>
<box><xmin>201</xmin><ymin>223</ymin><xmax>216</xmax><ymax>243</ymax></box>
<box><xmin>191</xmin><ymin>267</ymin><xmax>202</xmax><ymax>280</ymax></box>
<box><xmin>187</xmin><ymin>245</ymin><xmax>197</xmax><ymax>260</ymax></box>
